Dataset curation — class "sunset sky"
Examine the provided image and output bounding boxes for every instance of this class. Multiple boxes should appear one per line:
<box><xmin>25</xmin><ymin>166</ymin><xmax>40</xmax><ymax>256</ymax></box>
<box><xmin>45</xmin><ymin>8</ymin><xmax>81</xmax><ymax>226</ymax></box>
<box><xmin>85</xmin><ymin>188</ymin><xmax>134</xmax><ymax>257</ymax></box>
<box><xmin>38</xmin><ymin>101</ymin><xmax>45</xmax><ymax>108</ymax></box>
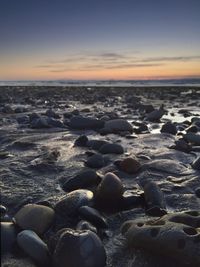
<box><xmin>0</xmin><ymin>0</ymin><xmax>200</xmax><ymax>80</ymax></box>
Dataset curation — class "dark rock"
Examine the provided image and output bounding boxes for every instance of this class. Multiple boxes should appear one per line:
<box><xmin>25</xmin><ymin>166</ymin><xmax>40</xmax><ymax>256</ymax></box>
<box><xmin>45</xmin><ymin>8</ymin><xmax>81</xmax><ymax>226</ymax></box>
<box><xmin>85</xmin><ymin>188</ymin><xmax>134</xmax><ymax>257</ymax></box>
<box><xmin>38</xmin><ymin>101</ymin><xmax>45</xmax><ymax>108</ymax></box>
<box><xmin>17</xmin><ymin>230</ymin><xmax>50</xmax><ymax>265</ymax></box>
<box><xmin>195</xmin><ymin>188</ymin><xmax>200</xmax><ymax>198</ymax></box>
<box><xmin>103</xmin><ymin>119</ymin><xmax>133</xmax><ymax>133</ymax></box>
<box><xmin>143</xmin><ymin>180</ymin><xmax>167</xmax><ymax>216</ymax></box>
<box><xmin>53</xmin><ymin>229</ymin><xmax>106</xmax><ymax>267</ymax></box>
<box><xmin>146</xmin><ymin>106</ymin><xmax>165</xmax><ymax>122</ymax></box>
<box><xmin>62</xmin><ymin>169</ymin><xmax>101</xmax><ymax>192</ymax></box>
<box><xmin>118</xmin><ymin>157</ymin><xmax>141</xmax><ymax>174</ymax></box>
<box><xmin>0</xmin><ymin>205</ymin><xmax>7</xmax><ymax>216</ymax></box>
<box><xmin>79</xmin><ymin>206</ymin><xmax>108</xmax><ymax>228</ymax></box>
<box><xmin>87</xmin><ymin>140</ymin><xmax>109</xmax><ymax>150</ymax></box>
<box><xmin>69</xmin><ymin>115</ymin><xmax>104</xmax><ymax>130</ymax></box>
<box><xmin>85</xmin><ymin>154</ymin><xmax>106</xmax><ymax>169</ymax></box>
<box><xmin>99</xmin><ymin>143</ymin><xmax>124</xmax><ymax>154</ymax></box>
<box><xmin>74</xmin><ymin>135</ymin><xmax>89</xmax><ymax>147</ymax></box>
<box><xmin>161</xmin><ymin>122</ymin><xmax>177</xmax><ymax>135</ymax></box>
<box><xmin>191</xmin><ymin>157</ymin><xmax>200</xmax><ymax>170</ymax></box>
<box><xmin>55</xmin><ymin>190</ymin><xmax>94</xmax><ymax>217</ymax></box>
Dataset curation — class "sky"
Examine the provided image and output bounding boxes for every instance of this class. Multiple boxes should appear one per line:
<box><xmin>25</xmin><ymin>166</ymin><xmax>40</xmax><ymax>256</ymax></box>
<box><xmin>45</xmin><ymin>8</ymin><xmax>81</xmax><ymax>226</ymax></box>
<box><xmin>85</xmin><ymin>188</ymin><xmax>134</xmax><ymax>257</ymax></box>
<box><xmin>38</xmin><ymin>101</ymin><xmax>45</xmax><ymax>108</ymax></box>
<box><xmin>0</xmin><ymin>0</ymin><xmax>200</xmax><ymax>80</ymax></box>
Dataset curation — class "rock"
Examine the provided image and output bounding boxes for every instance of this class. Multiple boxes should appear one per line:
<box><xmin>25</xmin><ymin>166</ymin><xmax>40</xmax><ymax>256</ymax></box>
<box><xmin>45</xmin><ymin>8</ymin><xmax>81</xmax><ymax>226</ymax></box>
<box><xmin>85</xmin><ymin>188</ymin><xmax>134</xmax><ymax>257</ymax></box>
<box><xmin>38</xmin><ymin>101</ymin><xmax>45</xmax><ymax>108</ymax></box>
<box><xmin>172</xmin><ymin>139</ymin><xmax>192</xmax><ymax>153</ymax></box>
<box><xmin>85</xmin><ymin>154</ymin><xmax>106</xmax><ymax>168</ymax></box>
<box><xmin>0</xmin><ymin>205</ymin><xmax>7</xmax><ymax>216</ymax></box>
<box><xmin>161</xmin><ymin>122</ymin><xmax>177</xmax><ymax>135</ymax></box>
<box><xmin>87</xmin><ymin>140</ymin><xmax>109</xmax><ymax>150</ymax></box>
<box><xmin>74</xmin><ymin>135</ymin><xmax>89</xmax><ymax>147</ymax></box>
<box><xmin>76</xmin><ymin>220</ymin><xmax>97</xmax><ymax>233</ymax></box>
<box><xmin>146</xmin><ymin>106</ymin><xmax>165</xmax><ymax>122</ymax></box>
<box><xmin>14</xmin><ymin>204</ymin><xmax>55</xmax><ymax>235</ymax></box>
<box><xmin>62</xmin><ymin>170</ymin><xmax>101</xmax><ymax>192</ymax></box>
<box><xmin>69</xmin><ymin>115</ymin><xmax>104</xmax><ymax>130</ymax></box>
<box><xmin>16</xmin><ymin>115</ymin><xmax>30</xmax><ymax>124</ymax></box>
<box><xmin>103</xmin><ymin>119</ymin><xmax>133</xmax><ymax>133</ymax></box>
<box><xmin>186</xmin><ymin>125</ymin><xmax>198</xmax><ymax>133</ymax></box>
<box><xmin>120</xmin><ymin>192</ymin><xmax>145</xmax><ymax>210</ymax></box>
<box><xmin>17</xmin><ymin>230</ymin><xmax>50</xmax><ymax>265</ymax></box>
<box><xmin>134</xmin><ymin>123</ymin><xmax>149</xmax><ymax>134</ymax></box>
<box><xmin>184</xmin><ymin>132</ymin><xmax>200</xmax><ymax>145</ymax></box>
<box><xmin>55</xmin><ymin>190</ymin><xmax>93</xmax><ymax>217</ymax></box>
<box><xmin>1</xmin><ymin>222</ymin><xmax>17</xmax><ymax>255</ymax></box>
<box><xmin>118</xmin><ymin>157</ymin><xmax>141</xmax><ymax>174</ymax></box>
<box><xmin>191</xmin><ymin>156</ymin><xmax>200</xmax><ymax>170</ymax></box>
<box><xmin>47</xmin><ymin>117</ymin><xmax>64</xmax><ymax>128</ymax></box>
<box><xmin>95</xmin><ymin>172</ymin><xmax>124</xmax><ymax>210</ymax></box>
<box><xmin>121</xmin><ymin>219</ymin><xmax>200</xmax><ymax>266</ymax></box>
<box><xmin>79</xmin><ymin>206</ymin><xmax>108</xmax><ymax>228</ymax></box>
<box><xmin>143</xmin><ymin>180</ymin><xmax>167</xmax><ymax>216</ymax></box>
<box><xmin>99</xmin><ymin>143</ymin><xmax>124</xmax><ymax>154</ymax></box>
<box><xmin>45</xmin><ymin>109</ymin><xmax>60</xmax><ymax>118</ymax></box>
<box><xmin>53</xmin><ymin>229</ymin><xmax>106</xmax><ymax>267</ymax></box>
<box><xmin>30</xmin><ymin>116</ymin><xmax>50</xmax><ymax>129</ymax></box>
<box><xmin>15</xmin><ymin>106</ymin><xmax>27</xmax><ymax>113</ymax></box>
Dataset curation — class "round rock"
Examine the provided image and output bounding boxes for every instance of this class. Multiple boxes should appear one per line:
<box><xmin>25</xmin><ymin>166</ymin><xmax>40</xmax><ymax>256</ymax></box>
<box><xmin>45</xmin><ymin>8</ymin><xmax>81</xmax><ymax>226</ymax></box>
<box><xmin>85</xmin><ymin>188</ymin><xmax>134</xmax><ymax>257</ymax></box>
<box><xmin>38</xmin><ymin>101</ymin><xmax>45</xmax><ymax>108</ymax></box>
<box><xmin>119</xmin><ymin>157</ymin><xmax>141</xmax><ymax>174</ymax></box>
<box><xmin>99</xmin><ymin>143</ymin><xmax>124</xmax><ymax>154</ymax></box>
<box><xmin>14</xmin><ymin>204</ymin><xmax>55</xmax><ymax>235</ymax></box>
<box><xmin>79</xmin><ymin>206</ymin><xmax>108</xmax><ymax>228</ymax></box>
<box><xmin>1</xmin><ymin>222</ymin><xmax>17</xmax><ymax>255</ymax></box>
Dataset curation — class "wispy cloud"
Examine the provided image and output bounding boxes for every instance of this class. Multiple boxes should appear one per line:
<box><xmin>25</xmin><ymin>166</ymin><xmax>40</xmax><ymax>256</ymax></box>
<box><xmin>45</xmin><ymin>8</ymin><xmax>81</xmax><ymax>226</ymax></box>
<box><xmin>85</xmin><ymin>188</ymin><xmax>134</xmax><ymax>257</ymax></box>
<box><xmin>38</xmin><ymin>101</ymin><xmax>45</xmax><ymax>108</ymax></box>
<box><xmin>35</xmin><ymin>52</ymin><xmax>200</xmax><ymax>73</ymax></box>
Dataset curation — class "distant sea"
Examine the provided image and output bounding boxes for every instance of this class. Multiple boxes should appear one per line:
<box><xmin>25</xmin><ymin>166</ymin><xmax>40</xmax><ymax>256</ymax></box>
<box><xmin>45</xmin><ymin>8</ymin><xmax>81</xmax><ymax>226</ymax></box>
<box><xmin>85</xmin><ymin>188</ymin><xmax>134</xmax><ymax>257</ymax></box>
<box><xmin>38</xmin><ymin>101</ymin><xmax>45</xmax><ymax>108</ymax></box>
<box><xmin>0</xmin><ymin>78</ymin><xmax>200</xmax><ymax>87</ymax></box>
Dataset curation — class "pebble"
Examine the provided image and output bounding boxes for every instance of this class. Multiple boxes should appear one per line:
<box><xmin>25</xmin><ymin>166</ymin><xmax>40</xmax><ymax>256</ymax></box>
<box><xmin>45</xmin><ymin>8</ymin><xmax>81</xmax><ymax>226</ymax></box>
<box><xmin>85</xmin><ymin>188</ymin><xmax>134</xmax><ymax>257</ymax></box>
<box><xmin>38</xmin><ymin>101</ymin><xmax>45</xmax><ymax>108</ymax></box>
<box><xmin>79</xmin><ymin>206</ymin><xmax>108</xmax><ymax>228</ymax></box>
<box><xmin>69</xmin><ymin>115</ymin><xmax>104</xmax><ymax>130</ymax></box>
<box><xmin>74</xmin><ymin>135</ymin><xmax>89</xmax><ymax>147</ymax></box>
<box><xmin>17</xmin><ymin>230</ymin><xmax>50</xmax><ymax>265</ymax></box>
<box><xmin>0</xmin><ymin>205</ymin><xmax>7</xmax><ymax>216</ymax></box>
<box><xmin>118</xmin><ymin>157</ymin><xmax>141</xmax><ymax>174</ymax></box>
<box><xmin>95</xmin><ymin>172</ymin><xmax>124</xmax><ymax>210</ymax></box>
<box><xmin>53</xmin><ymin>229</ymin><xmax>106</xmax><ymax>267</ymax></box>
<box><xmin>62</xmin><ymin>169</ymin><xmax>101</xmax><ymax>192</ymax></box>
<box><xmin>99</xmin><ymin>143</ymin><xmax>124</xmax><ymax>154</ymax></box>
<box><xmin>14</xmin><ymin>204</ymin><xmax>55</xmax><ymax>235</ymax></box>
<box><xmin>146</xmin><ymin>106</ymin><xmax>165</xmax><ymax>122</ymax></box>
<box><xmin>103</xmin><ymin>119</ymin><xmax>133</xmax><ymax>133</ymax></box>
<box><xmin>85</xmin><ymin>154</ymin><xmax>106</xmax><ymax>168</ymax></box>
<box><xmin>55</xmin><ymin>189</ymin><xmax>94</xmax><ymax>217</ymax></box>
<box><xmin>161</xmin><ymin>122</ymin><xmax>177</xmax><ymax>135</ymax></box>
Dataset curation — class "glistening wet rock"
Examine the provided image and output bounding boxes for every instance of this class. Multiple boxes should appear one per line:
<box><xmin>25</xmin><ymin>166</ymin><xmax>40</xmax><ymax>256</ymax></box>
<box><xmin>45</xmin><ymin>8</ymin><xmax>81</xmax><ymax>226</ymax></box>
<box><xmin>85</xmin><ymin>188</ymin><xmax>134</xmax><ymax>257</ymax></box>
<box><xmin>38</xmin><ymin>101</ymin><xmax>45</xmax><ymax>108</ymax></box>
<box><xmin>1</xmin><ymin>222</ymin><xmax>17</xmax><ymax>255</ymax></box>
<box><xmin>79</xmin><ymin>206</ymin><xmax>108</xmax><ymax>228</ymax></box>
<box><xmin>55</xmin><ymin>189</ymin><xmax>94</xmax><ymax>217</ymax></box>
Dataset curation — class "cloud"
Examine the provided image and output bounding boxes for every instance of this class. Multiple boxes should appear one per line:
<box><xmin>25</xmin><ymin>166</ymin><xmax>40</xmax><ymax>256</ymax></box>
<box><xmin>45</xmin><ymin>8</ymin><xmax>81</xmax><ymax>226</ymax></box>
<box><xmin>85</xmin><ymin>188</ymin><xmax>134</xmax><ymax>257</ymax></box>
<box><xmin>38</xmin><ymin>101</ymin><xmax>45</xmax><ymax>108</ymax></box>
<box><xmin>35</xmin><ymin>52</ymin><xmax>200</xmax><ymax>72</ymax></box>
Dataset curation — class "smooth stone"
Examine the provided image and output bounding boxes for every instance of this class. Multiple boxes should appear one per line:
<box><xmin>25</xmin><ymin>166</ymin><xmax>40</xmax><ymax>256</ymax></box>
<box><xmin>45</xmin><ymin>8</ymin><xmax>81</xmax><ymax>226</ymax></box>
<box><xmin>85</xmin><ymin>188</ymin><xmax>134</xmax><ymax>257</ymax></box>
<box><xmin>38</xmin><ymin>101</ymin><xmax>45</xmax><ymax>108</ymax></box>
<box><xmin>53</xmin><ymin>229</ymin><xmax>106</xmax><ymax>267</ymax></box>
<box><xmin>47</xmin><ymin>117</ymin><xmax>64</xmax><ymax>128</ymax></box>
<box><xmin>186</xmin><ymin>125</ymin><xmax>198</xmax><ymax>133</ymax></box>
<box><xmin>30</xmin><ymin>117</ymin><xmax>50</xmax><ymax>128</ymax></box>
<box><xmin>76</xmin><ymin>220</ymin><xmax>97</xmax><ymax>233</ymax></box>
<box><xmin>103</xmin><ymin>119</ymin><xmax>133</xmax><ymax>133</ymax></box>
<box><xmin>17</xmin><ymin>230</ymin><xmax>50</xmax><ymax>265</ymax></box>
<box><xmin>79</xmin><ymin>206</ymin><xmax>108</xmax><ymax>228</ymax></box>
<box><xmin>45</xmin><ymin>109</ymin><xmax>60</xmax><ymax>118</ymax></box>
<box><xmin>95</xmin><ymin>172</ymin><xmax>124</xmax><ymax>209</ymax></box>
<box><xmin>99</xmin><ymin>143</ymin><xmax>124</xmax><ymax>154</ymax></box>
<box><xmin>1</xmin><ymin>222</ymin><xmax>17</xmax><ymax>255</ymax></box>
<box><xmin>146</xmin><ymin>107</ymin><xmax>165</xmax><ymax>122</ymax></box>
<box><xmin>62</xmin><ymin>170</ymin><xmax>101</xmax><ymax>192</ymax></box>
<box><xmin>143</xmin><ymin>180</ymin><xmax>167</xmax><ymax>216</ymax></box>
<box><xmin>87</xmin><ymin>140</ymin><xmax>109</xmax><ymax>150</ymax></box>
<box><xmin>16</xmin><ymin>115</ymin><xmax>30</xmax><ymax>124</ymax></box>
<box><xmin>119</xmin><ymin>157</ymin><xmax>141</xmax><ymax>174</ymax></box>
<box><xmin>120</xmin><ymin>192</ymin><xmax>145</xmax><ymax>210</ymax></box>
<box><xmin>74</xmin><ymin>135</ymin><xmax>89</xmax><ymax>146</ymax></box>
<box><xmin>184</xmin><ymin>132</ymin><xmax>200</xmax><ymax>145</ymax></box>
<box><xmin>172</xmin><ymin>139</ymin><xmax>192</xmax><ymax>153</ymax></box>
<box><xmin>14</xmin><ymin>204</ymin><xmax>55</xmax><ymax>235</ymax></box>
<box><xmin>191</xmin><ymin>156</ymin><xmax>200</xmax><ymax>170</ymax></box>
<box><xmin>85</xmin><ymin>154</ymin><xmax>106</xmax><ymax>168</ymax></box>
<box><xmin>55</xmin><ymin>189</ymin><xmax>94</xmax><ymax>217</ymax></box>
<box><xmin>161</xmin><ymin>122</ymin><xmax>177</xmax><ymax>135</ymax></box>
<box><xmin>69</xmin><ymin>115</ymin><xmax>104</xmax><ymax>130</ymax></box>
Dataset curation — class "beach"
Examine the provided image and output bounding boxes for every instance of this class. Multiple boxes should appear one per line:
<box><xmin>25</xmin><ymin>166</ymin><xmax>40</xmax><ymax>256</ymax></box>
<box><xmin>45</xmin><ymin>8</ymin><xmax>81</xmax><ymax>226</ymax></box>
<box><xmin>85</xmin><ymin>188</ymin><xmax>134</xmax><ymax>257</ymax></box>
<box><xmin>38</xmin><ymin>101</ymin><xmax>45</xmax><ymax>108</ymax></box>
<box><xmin>1</xmin><ymin>86</ymin><xmax>200</xmax><ymax>267</ymax></box>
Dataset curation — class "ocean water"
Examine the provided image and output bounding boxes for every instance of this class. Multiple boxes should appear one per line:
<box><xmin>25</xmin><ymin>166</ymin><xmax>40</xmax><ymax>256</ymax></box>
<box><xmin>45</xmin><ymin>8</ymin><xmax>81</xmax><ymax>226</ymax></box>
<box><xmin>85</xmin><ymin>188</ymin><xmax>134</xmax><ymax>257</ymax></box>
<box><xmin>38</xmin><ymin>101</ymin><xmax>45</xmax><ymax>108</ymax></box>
<box><xmin>0</xmin><ymin>78</ymin><xmax>200</xmax><ymax>87</ymax></box>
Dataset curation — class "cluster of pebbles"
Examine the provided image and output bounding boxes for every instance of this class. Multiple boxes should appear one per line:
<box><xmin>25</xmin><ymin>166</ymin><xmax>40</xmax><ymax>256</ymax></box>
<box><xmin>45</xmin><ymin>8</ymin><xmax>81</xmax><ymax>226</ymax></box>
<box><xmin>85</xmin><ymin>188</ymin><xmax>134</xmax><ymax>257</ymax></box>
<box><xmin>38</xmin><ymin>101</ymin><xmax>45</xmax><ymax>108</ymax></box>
<box><xmin>0</xmin><ymin>86</ymin><xmax>200</xmax><ymax>267</ymax></box>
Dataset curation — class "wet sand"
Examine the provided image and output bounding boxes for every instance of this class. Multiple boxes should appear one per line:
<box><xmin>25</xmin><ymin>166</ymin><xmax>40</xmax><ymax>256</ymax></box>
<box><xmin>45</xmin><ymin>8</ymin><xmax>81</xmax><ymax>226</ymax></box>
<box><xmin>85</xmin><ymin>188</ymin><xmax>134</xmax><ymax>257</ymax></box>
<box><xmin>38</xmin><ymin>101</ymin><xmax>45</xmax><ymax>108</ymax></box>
<box><xmin>0</xmin><ymin>86</ymin><xmax>200</xmax><ymax>267</ymax></box>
